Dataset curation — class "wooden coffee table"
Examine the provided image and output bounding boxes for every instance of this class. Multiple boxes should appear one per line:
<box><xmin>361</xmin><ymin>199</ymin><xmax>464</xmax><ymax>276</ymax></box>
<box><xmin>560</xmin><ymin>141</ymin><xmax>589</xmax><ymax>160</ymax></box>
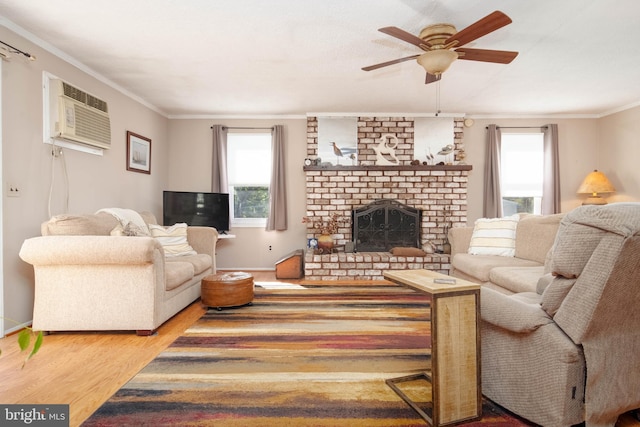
<box><xmin>383</xmin><ymin>269</ymin><xmax>481</xmax><ymax>427</ymax></box>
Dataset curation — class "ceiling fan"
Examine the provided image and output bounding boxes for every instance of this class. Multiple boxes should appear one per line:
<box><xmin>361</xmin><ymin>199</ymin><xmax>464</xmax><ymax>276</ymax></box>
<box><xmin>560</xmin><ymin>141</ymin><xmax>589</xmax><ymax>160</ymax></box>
<box><xmin>362</xmin><ymin>10</ymin><xmax>518</xmax><ymax>84</ymax></box>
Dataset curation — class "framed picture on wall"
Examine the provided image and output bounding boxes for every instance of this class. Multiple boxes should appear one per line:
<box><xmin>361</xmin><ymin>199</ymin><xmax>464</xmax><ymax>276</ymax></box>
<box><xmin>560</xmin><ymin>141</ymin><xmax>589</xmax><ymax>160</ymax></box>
<box><xmin>126</xmin><ymin>131</ymin><xmax>151</xmax><ymax>174</ymax></box>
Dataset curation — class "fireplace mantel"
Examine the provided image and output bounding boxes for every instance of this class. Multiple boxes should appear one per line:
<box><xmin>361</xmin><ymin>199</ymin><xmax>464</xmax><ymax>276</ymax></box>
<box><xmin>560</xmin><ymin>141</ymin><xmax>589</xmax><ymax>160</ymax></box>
<box><xmin>303</xmin><ymin>165</ymin><xmax>472</xmax><ymax>172</ymax></box>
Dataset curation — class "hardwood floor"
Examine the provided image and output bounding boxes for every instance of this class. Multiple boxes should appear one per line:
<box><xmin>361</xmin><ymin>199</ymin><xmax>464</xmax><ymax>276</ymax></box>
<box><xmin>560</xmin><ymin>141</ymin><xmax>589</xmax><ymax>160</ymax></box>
<box><xmin>0</xmin><ymin>271</ymin><xmax>281</xmax><ymax>427</ymax></box>
<box><xmin>0</xmin><ymin>294</ymin><xmax>203</xmax><ymax>426</ymax></box>
<box><xmin>0</xmin><ymin>271</ymin><xmax>637</xmax><ymax>427</ymax></box>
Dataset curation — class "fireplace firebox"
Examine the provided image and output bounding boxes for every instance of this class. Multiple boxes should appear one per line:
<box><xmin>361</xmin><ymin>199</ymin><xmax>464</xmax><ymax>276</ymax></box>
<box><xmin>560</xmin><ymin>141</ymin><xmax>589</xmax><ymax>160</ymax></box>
<box><xmin>352</xmin><ymin>199</ymin><xmax>421</xmax><ymax>252</ymax></box>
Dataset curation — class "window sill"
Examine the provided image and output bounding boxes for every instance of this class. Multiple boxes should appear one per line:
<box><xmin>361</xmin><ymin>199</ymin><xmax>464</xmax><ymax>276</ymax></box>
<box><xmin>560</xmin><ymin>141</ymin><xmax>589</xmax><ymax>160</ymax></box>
<box><xmin>232</xmin><ymin>220</ymin><xmax>267</xmax><ymax>228</ymax></box>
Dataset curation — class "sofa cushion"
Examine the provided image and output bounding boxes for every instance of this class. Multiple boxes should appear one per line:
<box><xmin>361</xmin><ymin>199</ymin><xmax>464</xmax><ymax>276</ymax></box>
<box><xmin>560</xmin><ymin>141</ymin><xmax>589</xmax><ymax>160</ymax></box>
<box><xmin>452</xmin><ymin>253</ymin><xmax>541</xmax><ymax>282</ymax></box>
<box><xmin>149</xmin><ymin>223</ymin><xmax>197</xmax><ymax>257</ymax></box>
<box><xmin>514</xmin><ymin>213</ymin><xmax>564</xmax><ymax>263</ymax></box>
<box><xmin>164</xmin><ymin>261</ymin><xmax>195</xmax><ymax>291</ymax></box>
<box><xmin>468</xmin><ymin>215</ymin><xmax>519</xmax><ymax>256</ymax></box>
<box><xmin>489</xmin><ymin>266</ymin><xmax>545</xmax><ymax>294</ymax></box>
<box><xmin>166</xmin><ymin>254</ymin><xmax>212</xmax><ymax>276</ymax></box>
<box><xmin>42</xmin><ymin>212</ymin><xmax>119</xmax><ymax>236</ymax></box>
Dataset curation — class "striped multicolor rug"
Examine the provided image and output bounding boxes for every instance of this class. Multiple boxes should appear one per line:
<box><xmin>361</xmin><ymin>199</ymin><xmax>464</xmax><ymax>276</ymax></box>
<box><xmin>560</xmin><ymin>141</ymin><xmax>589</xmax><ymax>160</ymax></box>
<box><xmin>83</xmin><ymin>282</ymin><xmax>534</xmax><ymax>426</ymax></box>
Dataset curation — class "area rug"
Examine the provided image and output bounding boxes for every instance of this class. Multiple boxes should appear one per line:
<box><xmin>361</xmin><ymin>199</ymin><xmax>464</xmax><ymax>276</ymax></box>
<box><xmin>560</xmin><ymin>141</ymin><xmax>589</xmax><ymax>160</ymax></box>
<box><xmin>254</xmin><ymin>281</ymin><xmax>307</xmax><ymax>289</ymax></box>
<box><xmin>83</xmin><ymin>282</ymin><xmax>536</xmax><ymax>426</ymax></box>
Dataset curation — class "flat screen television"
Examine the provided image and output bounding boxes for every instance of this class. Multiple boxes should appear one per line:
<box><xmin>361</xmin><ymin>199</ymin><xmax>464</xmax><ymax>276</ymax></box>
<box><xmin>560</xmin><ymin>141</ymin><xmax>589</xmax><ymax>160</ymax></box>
<box><xmin>163</xmin><ymin>191</ymin><xmax>230</xmax><ymax>233</ymax></box>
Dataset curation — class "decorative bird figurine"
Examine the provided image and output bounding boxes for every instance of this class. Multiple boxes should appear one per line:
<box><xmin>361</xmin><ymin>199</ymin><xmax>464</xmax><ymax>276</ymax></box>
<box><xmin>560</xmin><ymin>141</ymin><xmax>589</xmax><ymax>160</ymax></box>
<box><xmin>331</xmin><ymin>141</ymin><xmax>343</xmax><ymax>160</ymax></box>
<box><xmin>373</xmin><ymin>134</ymin><xmax>399</xmax><ymax>165</ymax></box>
<box><xmin>330</xmin><ymin>142</ymin><xmax>356</xmax><ymax>165</ymax></box>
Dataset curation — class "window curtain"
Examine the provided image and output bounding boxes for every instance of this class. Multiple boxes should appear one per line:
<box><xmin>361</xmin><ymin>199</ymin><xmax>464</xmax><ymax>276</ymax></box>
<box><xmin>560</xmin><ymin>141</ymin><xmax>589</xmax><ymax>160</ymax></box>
<box><xmin>542</xmin><ymin>123</ymin><xmax>561</xmax><ymax>214</ymax></box>
<box><xmin>266</xmin><ymin>125</ymin><xmax>287</xmax><ymax>231</ymax></box>
<box><xmin>484</xmin><ymin>124</ymin><xmax>503</xmax><ymax>218</ymax></box>
<box><xmin>211</xmin><ymin>125</ymin><xmax>228</xmax><ymax>193</ymax></box>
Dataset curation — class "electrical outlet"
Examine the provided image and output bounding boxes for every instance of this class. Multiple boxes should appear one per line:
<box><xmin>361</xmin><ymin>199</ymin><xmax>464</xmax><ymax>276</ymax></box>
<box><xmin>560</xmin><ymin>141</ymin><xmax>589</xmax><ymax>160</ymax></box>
<box><xmin>269</xmin><ymin>245</ymin><xmax>272</xmax><ymax>251</ymax></box>
<box><xmin>7</xmin><ymin>183</ymin><xmax>20</xmax><ymax>197</ymax></box>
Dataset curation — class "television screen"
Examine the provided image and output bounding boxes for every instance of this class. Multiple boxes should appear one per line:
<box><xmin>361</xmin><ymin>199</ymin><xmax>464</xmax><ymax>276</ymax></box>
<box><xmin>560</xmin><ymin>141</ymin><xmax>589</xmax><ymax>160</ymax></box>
<box><xmin>163</xmin><ymin>191</ymin><xmax>230</xmax><ymax>233</ymax></box>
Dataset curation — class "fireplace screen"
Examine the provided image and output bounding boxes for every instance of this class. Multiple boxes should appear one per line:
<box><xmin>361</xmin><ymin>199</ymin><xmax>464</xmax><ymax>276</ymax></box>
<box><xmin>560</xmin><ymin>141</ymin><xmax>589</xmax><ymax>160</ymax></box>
<box><xmin>352</xmin><ymin>200</ymin><xmax>421</xmax><ymax>252</ymax></box>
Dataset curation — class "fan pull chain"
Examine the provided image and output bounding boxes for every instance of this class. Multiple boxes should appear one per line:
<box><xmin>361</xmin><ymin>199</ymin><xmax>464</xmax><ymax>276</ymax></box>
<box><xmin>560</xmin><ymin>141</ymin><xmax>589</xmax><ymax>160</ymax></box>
<box><xmin>435</xmin><ymin>80</ymin><xmax>442</xmax><ymax>116</ymax></box>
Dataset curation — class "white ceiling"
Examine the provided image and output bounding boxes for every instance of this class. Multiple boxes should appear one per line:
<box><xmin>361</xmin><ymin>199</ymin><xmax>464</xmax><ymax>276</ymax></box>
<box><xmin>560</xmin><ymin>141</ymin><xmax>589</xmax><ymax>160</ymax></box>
<box><xmin>1</xmin><ymin>0</ymin><xmax>640</xmax><ymax>118</ymax></box>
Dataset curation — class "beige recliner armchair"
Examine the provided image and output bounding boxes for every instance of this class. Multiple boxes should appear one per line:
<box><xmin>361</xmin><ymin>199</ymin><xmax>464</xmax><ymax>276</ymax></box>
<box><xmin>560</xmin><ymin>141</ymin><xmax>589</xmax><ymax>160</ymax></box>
<box><xmin>480</xmin><ymin>203</ymin><xmax>640</xmax><ymax>427</ymax></box>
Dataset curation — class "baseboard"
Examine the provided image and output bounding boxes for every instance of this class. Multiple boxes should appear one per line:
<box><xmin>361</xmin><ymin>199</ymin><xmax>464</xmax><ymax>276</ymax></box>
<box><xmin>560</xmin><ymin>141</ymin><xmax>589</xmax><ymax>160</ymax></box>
<box><xmin>3</xmin><ymin>319</ymin><xmax>33</xmax><ymax>336</ymax></box>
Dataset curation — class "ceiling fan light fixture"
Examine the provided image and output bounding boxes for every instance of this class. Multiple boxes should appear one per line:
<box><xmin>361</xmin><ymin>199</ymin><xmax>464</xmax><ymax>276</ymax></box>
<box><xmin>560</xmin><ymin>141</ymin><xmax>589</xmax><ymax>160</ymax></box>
<box><xmin>417</xmin><ymin>50</ymin><xmax>458</xmax><ymax>75</ymax></box>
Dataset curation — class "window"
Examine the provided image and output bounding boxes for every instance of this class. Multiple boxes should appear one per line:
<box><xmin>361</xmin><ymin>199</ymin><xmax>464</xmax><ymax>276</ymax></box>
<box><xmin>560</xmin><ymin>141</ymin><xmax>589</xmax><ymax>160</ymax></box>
<box><xmin>227</xmin><ymin>132</ymin><xmax>272</xmax><ymax>227</ymax></box>
<box><xmin>500</xmin><ymin>133</ymin><xmax>544</xmax><ymax>215</ymax></box>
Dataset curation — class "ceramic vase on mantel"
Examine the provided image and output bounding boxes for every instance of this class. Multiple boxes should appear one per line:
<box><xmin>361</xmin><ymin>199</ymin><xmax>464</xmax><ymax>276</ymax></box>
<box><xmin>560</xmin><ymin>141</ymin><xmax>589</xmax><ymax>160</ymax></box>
<box><xmin>317</xmin><ymin>234</ymin><xmax>334</xmax><ymax>252</ymax></box>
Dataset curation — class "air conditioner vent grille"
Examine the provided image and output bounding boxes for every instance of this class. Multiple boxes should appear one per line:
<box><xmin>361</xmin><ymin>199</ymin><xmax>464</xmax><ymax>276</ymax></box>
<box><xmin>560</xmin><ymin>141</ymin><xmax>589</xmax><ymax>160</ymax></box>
<box><xmin>87</xmin><ymin>94</ymin><xmax>108</xmax><ymax>113</ymax></box>
<box><xmin>73</xmin><ymin>104</ymin><xmax>111</xmax><ymax>146</ymax></box>
<box><xmin>62</xmin><ymin>82</ymin><xmax>87</xmax><ymax>104</ymax></box>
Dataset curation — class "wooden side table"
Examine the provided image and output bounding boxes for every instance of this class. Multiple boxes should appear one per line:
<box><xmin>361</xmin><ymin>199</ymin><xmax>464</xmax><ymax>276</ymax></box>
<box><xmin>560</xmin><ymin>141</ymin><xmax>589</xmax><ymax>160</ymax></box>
<box><xmin>383</xmin><ymin>269</ymin><xmax>481</xmax><ymax>427</ymax></box>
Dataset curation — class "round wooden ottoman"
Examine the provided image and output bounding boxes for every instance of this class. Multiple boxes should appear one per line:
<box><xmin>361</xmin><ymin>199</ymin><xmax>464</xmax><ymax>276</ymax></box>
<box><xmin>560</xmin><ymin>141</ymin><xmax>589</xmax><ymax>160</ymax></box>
<box><xmin>201</xmin><ymin>272</ymin><xmax>254</xmax><ymax>310</ymax></box>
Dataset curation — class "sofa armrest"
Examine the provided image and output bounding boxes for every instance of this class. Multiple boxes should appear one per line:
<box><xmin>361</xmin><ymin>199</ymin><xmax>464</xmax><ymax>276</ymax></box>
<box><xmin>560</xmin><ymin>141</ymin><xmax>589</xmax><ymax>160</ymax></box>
<box><xmin>449</xmin><ymin>226</ymin><xmax>474</xmax><ymax>258</ymax></box>
<box><xmin>187</xmin><ymin>226</ymin><xmax>218</xmax><ymax>259</ymax></box>
<box><xmin>19</xmin><ymin>236</ymin><xmax>162</xmax><ymax>265</ymax></box>
<box><xmin>481</xmin><ymin>287</ymin><xmax>553</xmax><ymax>333</ymax></box>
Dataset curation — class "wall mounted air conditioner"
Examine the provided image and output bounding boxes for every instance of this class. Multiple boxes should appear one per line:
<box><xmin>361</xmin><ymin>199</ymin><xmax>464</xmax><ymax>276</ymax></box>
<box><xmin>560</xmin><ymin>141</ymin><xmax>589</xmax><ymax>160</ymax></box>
<box><xmin>49</xmin><ymin>79</ymin><xmax>111</xmax><ymax>149</ymax></box>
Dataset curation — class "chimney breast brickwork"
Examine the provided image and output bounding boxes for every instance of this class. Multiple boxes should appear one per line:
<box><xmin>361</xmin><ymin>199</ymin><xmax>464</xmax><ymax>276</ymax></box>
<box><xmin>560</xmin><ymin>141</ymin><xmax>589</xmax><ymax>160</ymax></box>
<box><xmin>304</xmin><ymin>116</ymin><xmax>470</xmax><ymax>280</ymax></box>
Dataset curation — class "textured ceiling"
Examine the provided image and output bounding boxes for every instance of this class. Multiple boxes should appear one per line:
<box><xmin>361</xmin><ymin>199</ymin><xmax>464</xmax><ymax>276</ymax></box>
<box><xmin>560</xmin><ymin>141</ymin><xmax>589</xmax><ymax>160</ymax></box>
<box><xmin>1</xmin><ymin>0</ymin><xmax>639</xmax><ymax>117</ymax></box>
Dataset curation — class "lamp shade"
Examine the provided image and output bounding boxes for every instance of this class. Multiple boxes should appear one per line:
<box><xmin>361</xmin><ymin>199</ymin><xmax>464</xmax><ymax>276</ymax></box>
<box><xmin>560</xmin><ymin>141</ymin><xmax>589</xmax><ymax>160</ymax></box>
<box><xmin>417</xmin><ymin>50</ymin><xmax>458</xmax><ymax>75</ymax></box>
<box><xmin>577</xmin><ymin>169</ymin><xmax>615</xmax><ymax>205</ymax></box>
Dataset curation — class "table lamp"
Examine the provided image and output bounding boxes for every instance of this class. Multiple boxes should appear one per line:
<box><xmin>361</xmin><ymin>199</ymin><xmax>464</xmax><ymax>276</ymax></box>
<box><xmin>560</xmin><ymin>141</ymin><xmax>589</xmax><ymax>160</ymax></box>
<box><xmin>577</xmin><ymin>170</ymin><xmax>615</xmax><ymax>205</ymax></box>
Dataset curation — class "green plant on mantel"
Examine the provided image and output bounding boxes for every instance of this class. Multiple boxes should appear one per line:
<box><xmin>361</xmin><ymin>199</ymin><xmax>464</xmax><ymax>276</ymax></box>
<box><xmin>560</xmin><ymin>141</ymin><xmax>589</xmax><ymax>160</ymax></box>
<box><xmin>0</xmin><ymin>318</ymin><xmax>43</xmax><ymax>368</ymax></box>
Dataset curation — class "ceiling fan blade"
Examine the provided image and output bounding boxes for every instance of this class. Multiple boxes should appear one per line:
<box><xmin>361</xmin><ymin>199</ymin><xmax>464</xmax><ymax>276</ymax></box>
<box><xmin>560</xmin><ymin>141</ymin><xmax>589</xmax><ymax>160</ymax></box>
<box><xmin>445</xmin><ymin>10</ymin><xmax>512</xmax><ymax>47</ymax></box>
<box><xmin>378</xmin><ymin>26</ymin><xmax>430</xmax><ymax>49</ymax></box>
<box><xmin>362</xmin><ymin>55</ymin><xmax>420</xmax><ymax>71</ymax></box>
<box><xmin>425</xmin><ymin>73</ymin><xmax>441</xmax><ymax>84</ymax></box>
<box><xmin>455</xmin><ymin>47</ymin><xmax>518</xmax><ymax>64</ymax></box>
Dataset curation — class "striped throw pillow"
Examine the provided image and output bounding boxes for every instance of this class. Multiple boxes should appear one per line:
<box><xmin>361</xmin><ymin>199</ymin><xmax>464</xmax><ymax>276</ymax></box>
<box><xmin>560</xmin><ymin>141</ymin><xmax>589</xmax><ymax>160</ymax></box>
<box><xmin>468</xmin><ymin>215</ymin><xmax>519</xmax><ymax>257</ymax></box>
<box><xmin>149</xmin><ymin>223</ymin><xmax>197</xmax><ymax>257</ymax></box>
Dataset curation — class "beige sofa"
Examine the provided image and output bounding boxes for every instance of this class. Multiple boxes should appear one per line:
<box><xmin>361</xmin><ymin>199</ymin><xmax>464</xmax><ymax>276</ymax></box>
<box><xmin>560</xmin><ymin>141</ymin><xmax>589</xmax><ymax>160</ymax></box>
<box><xmin>449</xmin><ymin>213</ymin><xmax>565</xmax><ymax>294</ymax></box>
<box><xmin>19</xmin><ymin>209</ymin><xmax>218</xmax><ymax>335</ymax></box>
<box><xmin>479</xmin><ymin>203</ymin><xmax>640</xmax><ymax>426</ymax></box>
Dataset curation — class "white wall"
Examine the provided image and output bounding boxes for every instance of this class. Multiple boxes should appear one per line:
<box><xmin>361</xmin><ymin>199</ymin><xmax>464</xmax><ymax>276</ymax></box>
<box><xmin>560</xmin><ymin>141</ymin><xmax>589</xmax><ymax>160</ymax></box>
<box><xmin>167</xmin><ymin>118</ymin><xmax>308</xmax><ymax>270</ymax></box>
<box><xmin>1</xmin><ymin>27</ymin><xmax>170</xmax><ymax>331</ymax></box>
<box><xmin>598</xmin><ymin>105</ymin><xmax>640</xmax><ymax>203</ymax></box>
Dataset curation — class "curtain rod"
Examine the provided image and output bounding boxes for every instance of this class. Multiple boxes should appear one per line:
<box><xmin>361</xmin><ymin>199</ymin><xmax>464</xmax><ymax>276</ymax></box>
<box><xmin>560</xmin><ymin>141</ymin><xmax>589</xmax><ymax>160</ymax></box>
<box><xmin>485</xmin><ymin>126</ymin><xmax>548</xmax><ymax>129</ymax></box>
<box><xmin>211</xmin><ymin>126</ymin><xmax>274</xmax><ymax>130</ymax></box>
<box><xmin>0</xmin><ymin>40</ymin><xmax>37</xmax><ymax>60</ymax></box>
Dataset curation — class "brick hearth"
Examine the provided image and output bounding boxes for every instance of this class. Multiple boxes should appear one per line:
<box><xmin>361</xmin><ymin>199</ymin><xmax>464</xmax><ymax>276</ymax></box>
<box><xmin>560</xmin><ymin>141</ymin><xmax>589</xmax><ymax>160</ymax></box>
<box><xmin>303</xmin><ymin>116</ymin><xmax>471</xmax><ymax>280</ymax></box>
<box><xmin>304</xmin><ymin>251</ymin><xmax>451</xmax><ymax>281</ymax></box>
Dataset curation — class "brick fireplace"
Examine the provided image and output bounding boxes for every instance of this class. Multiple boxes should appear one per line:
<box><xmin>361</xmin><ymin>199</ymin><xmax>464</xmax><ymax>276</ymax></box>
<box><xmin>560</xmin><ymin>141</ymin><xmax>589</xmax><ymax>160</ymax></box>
<box><xmin>303</xmin><ymin>116</ymin><xmax>471</xmax><ymax>280</ymax></box>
